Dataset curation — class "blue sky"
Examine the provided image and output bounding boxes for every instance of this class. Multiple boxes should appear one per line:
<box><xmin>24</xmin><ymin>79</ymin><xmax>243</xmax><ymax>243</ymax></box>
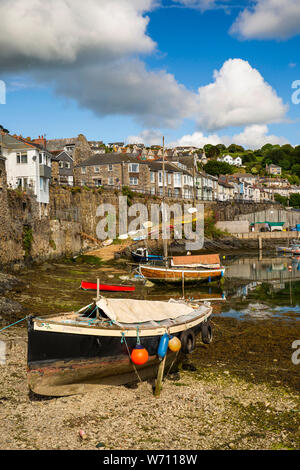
<box><xmin>0</xmin><ymin>0</ymin><xmax>300</xmax><ymax>148</ymax></box>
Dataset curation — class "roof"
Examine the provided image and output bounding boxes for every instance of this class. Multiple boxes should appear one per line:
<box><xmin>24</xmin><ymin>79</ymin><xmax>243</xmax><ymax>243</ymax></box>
<box><xmin>143</xmin><ymin>160</ymin><xmax>193</xmax><ymax>176</ymax></box>
<box><xmin>46</xmin><ymin>138</ymin><xmax>79</xmax><ymax>152</ymax></box>
<box><xmin>76</xmin><ymin>152</ymin><xmax>140</xmax><ymax>167</ymax></box>
<box><xmin>0</xmin><ymin>133</ymin><xmax>51</xmax><ymax>155</ymax></box>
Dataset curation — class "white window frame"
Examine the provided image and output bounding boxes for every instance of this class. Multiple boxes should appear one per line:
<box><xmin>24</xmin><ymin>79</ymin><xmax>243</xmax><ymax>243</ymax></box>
<box><xmin>16</xmin><ymin>152</ymin><xmax>28</xmax><ymax>164</ymax></box>
<box><xmin>129</xmin><ymin>163</ymin><xmax>139</xmax><ymax>173</ymax></box>
<box><xmin>130</xmin><ymin>176</ymin><xmax>139</xmax><ymax>186</ymax></box>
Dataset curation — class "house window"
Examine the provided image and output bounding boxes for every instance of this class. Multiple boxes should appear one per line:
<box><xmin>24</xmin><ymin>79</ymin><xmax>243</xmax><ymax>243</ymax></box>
<box><xmin>59</xmin><ymin>161</ymin><xmax>64</xmax><ymax>169</ymax></box>
<box><xmin>95</xmin><ymin>179</ymin><xmax>102</xmax><ymax>187</ymax></box>
<box><xmin>129</xmin><ymin>163</ymin><xmax>139</xmax><ymax>173</ymax></box>
<box><xmin>183</xmin><ymin>175</ymin><xmax>187</xmax><ymax>185</ymax></box>
<box><xmin>17</xmin><ymin>153</ymin><xmax>28</xmax><ymax>164</ymax></box>
<box><xmin>130</xmin><ymin>177</ymin><xmax>138</xmax><ymax>186</ymax></box>
<box><xmin>108</xmin><ymin>177</ymin><xmax>114</xmax><ymax>185</ymax></box>
<box><xmin>150</xmin><ymin>187</ymin><xmax>155</xmax><ymax>195</ymax></box>
<box><xmin>168</xmin><ymin>173</ymin><xmax>171</xmax><ymax>185</ymax></box>
<box><xmin>174</xmin><ymin>173</ymin><xmax>182</xmax><ymax>188</ymax></box>
<box><xmin>108</xmin><ymin>164</ymin><xmax>113</xmax><ymax>172</ymax></box>
<box><xmin>150</xmin><ymin>172</ymin><xmax>155</xmax><ymax>183</ymax></box>
<box><xmin>94</xmin><ymin>166</ymin><xmax>100</xmax><ymax>173</ymax></box>
<box><xmin>81</xmin><ymin>167</ymin><xmax>86</xmax><ymax>174</ymax></box>
<box><xmin>65</xmin><ymin>162</ymin><xmax>71</xmax><ymax>169</ymax></box>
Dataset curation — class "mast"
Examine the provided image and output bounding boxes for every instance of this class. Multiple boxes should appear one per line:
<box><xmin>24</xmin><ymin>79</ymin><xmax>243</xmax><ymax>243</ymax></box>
<box><xmin>162</xmin><ymin>137</ymin><xmax>168</xmax><ymax>261</ymax></box>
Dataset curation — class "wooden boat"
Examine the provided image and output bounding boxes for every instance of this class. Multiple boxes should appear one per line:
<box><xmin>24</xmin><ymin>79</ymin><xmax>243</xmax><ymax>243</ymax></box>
<box><xmin>139</xmin><ymin>254</ymin><xmax>225</xmax><ymax>284</ymax></box>
<box><xmin>81</xmin><ymin>281</ymin><xmax>135</xmax><ymax>292</ymax></box>
<box><xmin>27</xmin><ymin>297</ymin><xmax>213</xmax><ymax>397</ymax></box>
<box><xmin>131</xmin><ymin>248</ymin><xmax>164</xmax><ymax>263</ymax></box>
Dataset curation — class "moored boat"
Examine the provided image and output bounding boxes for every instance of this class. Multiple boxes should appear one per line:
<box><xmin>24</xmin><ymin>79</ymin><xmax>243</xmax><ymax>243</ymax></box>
<box><xmin>139</xmin><ymin>254</ymin><xmax>225</xmax><ymax>284</ymax></box>
<box><xmin>131</xmin><ymin>247</ymin><xmax>164</xmax><ymax>263</ymax></box>
<box><xmin>81</xmin><ymin>281</ymin><xmax>135</xmax><ymax>292</ymax></box>
<box><xmin>27</xmin><ymin>297</ymin><xmax>213</xmax><ymax>397</ymax></box>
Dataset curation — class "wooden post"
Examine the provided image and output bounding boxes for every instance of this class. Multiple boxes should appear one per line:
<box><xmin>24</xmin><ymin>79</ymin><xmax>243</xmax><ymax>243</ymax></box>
<box><xmin>258</xmin><ymin>236</ymin><xmax>262</xmax><ymax>251</ymax></box>
<box><xmin>97</xmin><ymin>278</ymin><xmax>100</xmax><ymax>299</ymax></box>
<box><xmin>182</xmin><ymin>271</ymin><xmax>185</xmax><ymax>299</ymax></box>
<box><xmin>154</xmin><ymin>355</ymin><xmax>167</xmax><ymax>397</ymax></box>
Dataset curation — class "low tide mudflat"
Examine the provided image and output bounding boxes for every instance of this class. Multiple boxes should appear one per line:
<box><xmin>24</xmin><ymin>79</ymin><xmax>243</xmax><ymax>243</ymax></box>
<box><xmin>0</xmin><ymin>254</ymin><xmax>299</xmax><ymax>450</ymax></box>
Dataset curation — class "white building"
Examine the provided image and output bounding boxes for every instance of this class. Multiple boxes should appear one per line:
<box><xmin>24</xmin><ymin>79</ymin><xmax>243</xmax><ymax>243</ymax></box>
<box><xmin>217</xmin><ymin>155</ymin><xmax>243</xmax><ymax>167</ymax></box>
<box><xmin>0</xmin><ymin>133</ymin><xmax>52</xmax><ymax>205</ymax></box>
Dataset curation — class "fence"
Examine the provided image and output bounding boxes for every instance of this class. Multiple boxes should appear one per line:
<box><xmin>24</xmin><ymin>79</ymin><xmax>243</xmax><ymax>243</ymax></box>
<box><xmin>60</xmin><ymin>182</ymin><xmax>280</xmax><ymax>205</ymax></box>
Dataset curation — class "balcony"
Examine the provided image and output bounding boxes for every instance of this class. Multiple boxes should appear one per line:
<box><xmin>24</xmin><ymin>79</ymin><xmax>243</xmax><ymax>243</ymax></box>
<box><xmin>39</xmin><ymin>164</ymin><xmax>51</xmax><ymax>179</ymax></box>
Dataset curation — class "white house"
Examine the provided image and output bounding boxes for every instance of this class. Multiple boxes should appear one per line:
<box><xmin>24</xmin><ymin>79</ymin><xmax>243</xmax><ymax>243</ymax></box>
<box><xmin>0</xmin><ymin>133</ymin><xmax>52</xmax><ymax>204</ymax></box>
<box><xmin>218</xmin><ymin>155</ymin><xmax>243</xmax><ymax>167</ymax></box>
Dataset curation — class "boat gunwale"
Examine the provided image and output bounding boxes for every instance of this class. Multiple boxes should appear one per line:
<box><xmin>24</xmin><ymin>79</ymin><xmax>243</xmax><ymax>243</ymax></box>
<box><xmin>32</xmin><ymin>306</ymin><xmax>213</xmax><ymax>337</ymax></box>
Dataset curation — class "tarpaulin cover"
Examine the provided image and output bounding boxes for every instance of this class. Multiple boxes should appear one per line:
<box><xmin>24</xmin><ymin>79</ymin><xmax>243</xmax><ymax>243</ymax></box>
<box><xmin>96</xmin><ymin>298</ymin><xmax>199</xmax><ymax>324</ymax></box>
<box><xmin>171</xmin><ymin>254</ymin><xmax>221</xmax><ymax>268</ymax></box>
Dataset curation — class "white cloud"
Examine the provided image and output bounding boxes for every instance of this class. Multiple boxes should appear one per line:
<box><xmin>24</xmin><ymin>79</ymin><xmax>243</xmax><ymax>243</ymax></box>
<box><xmin>231</xmin><ymin>125</ymin><xmax>289</xmax><ymax>149</ymax></box>
<box><xmin>0</xmin><ymin>0</ymin><xmax>156</xmax><ymax>68</ymax></box>
<box><xmin>168</xmin><ymin>131</ymin><xmax>223</xmax><ymax>148</ymax></box>
<box><xmin>39</xmin><ymin>59</ymin><xmax>196</xmax><ymax>128</ymax></box>
<box><xmin>0</xmin><ymin>2</ymin><xmax>289</xmax><ymax>133</ymax></box>
<box><xmin>168</xmin><ymin>125</ymin><xmax>289</xmax><ymax>150</ymax></box>
<box><xmin>230</xmin><ymin>0</ymin><xmax>300</xmax><ymax>40</ymax></box>
<box><xmin>127</xmin><ymin>129</ymin><xmax>163</xmax><ymax>146</ymax></box>
<box><xmin>196</xmin><ymin>59</ymin><xmax>287</xmax><ymax>130</ymax></box>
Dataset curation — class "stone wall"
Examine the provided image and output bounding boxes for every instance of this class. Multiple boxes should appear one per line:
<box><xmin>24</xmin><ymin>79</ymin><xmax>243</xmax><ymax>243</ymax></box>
<box><xmin>0</xmin><ymin>181</ymin><xmax>285</xmax><ymax>267</ymax></box>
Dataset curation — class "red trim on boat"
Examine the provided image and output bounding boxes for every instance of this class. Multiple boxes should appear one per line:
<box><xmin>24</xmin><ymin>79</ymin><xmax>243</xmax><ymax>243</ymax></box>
<box><xmin>80</xmin><ymin>281</ymin><xmax>135</xmax><ymax>292</ymax></box>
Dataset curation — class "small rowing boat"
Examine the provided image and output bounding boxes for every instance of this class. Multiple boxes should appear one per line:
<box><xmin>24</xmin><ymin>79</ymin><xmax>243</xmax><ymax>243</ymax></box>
<box><xmin>81</xmin><ymin>281</ymin><xmax>135</xmax><ymax>292</ymax></box>
<box><xmin>131</xmin><ymin>248</ymin><xmax>164</xmax><ymax>263</ymax></box>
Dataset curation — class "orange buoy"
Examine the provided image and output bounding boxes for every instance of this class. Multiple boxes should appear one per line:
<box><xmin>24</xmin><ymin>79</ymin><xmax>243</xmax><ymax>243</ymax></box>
<box><xmin>131</xmin><ymin>345</ymin><xmax>149</xmax><ymax>365</ymax></box>
<box><xmin>168</xmin><ymin>336</ymin><xmax>182</xmax><ymax>352</ymax></box>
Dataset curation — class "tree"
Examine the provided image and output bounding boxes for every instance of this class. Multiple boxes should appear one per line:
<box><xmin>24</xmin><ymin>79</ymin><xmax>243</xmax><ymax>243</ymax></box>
<box><xmin>291</xmin><ymin>164</ymin><xmax>300</xmax><ymax>176</ymax></box>
<box><xmin>203</xmin><ymin>160</ymin><xmax>234</xmax><ymax>176</ymax></box>
<box><xmin>289</xmin><ymin>193</ymin><xmax>300</xmax><ymax>208</ymax></box>
<box><xmin>226</xmin><ymin>144</ymin><xmax>244</xmax><ymax>153</ymax></box>
<box><xmin>203</xmin><ymin>144</ymin><xmax>220</xmax><ymax>159</ymax></box>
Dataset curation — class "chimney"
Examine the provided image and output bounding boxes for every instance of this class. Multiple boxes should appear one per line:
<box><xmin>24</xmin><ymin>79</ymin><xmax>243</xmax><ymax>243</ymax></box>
<box><xmin>32</xmin><ymin>135</ymin><xmax>47</xmax><ymax>149</ymax></box>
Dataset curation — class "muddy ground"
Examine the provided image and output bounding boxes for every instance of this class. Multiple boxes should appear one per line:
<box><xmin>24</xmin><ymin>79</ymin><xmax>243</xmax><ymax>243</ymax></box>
<box><xmin>0</xmin><ymin>255</ymin><xmax>299</xmax><ymax>450</ymax></box>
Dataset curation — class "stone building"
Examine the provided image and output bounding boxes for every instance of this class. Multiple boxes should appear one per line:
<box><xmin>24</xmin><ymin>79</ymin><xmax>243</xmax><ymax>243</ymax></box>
<box><xmin>75</xmin><ymin>153</ymin><xmax>151</xmax><ymax>192</ymax></box>
<box><xmin>50</xmin><ymin>151</ymin><xmax>74</xmax><ymax>186</ymax></box>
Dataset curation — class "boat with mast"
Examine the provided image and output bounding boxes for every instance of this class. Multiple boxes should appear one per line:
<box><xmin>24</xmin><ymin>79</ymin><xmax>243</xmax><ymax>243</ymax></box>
<box><xmin>138</xmin><ymin>137</ymin><xmax>225</xmax><ymax>285</ymax></box>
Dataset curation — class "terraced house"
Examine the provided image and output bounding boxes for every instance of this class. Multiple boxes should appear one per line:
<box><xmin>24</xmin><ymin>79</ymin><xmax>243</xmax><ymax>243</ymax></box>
<box><xmin>75</xmin><ymin>153</ymin><xmax>195</xmax><ymax>199</ymax></box>
<box><xmin>75</xmin><ymin>154</ymin><xmax>150</xmax><ymax>191</ymax></box>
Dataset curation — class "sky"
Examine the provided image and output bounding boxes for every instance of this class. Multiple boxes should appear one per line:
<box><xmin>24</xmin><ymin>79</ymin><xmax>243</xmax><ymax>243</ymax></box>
<box><xmin>0</xmin><ymin>0</ymin><xmax>300</xmax><ymax>149</ymax></box>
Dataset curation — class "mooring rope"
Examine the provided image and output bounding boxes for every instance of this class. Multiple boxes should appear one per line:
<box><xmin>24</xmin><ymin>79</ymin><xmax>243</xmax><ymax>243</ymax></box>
<box><xmin>0</xmin><ymin>316</ymin><xmax>29</xmax><ymax>333</ymax></box>
<box><xmin>121</xmin><ymin>332</ymin><xmax>143</xmax><ymax>383</ymax></box>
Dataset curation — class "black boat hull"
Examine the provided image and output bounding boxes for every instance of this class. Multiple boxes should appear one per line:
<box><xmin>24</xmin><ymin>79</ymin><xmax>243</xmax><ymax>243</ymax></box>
<box><xmin>27</xmin><ymin>319</ymin><xmax>203</xmax><ymax>396</ymax></box>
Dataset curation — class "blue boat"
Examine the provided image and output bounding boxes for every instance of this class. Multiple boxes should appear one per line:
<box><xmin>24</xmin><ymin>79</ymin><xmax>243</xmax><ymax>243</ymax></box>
<box><xmin>131</xmin><ymin>248</ymin><xmax>164</xmax><ymax>263</ymax></box>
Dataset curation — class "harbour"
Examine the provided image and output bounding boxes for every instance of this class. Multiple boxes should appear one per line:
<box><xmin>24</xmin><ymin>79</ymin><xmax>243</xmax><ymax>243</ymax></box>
<box><xmin>0</xmin><ymin>246</ymin><xmax>299</xmax><ymax>450</ymax></box>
